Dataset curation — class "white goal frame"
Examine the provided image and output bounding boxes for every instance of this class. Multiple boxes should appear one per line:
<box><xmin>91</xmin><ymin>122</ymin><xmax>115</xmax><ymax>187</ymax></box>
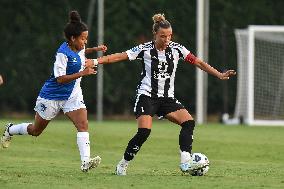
<box><xmin>244</xmin><ymin>25</ymin><xmax>284</xmax><ymax>126</ymax></box>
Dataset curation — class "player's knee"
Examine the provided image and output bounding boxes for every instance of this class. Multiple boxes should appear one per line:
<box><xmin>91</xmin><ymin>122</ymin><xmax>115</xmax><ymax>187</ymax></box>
<box><xmin>28</xmin><ymin>126</ymin><xmax>43</xmax><ymax>136</ymax></box>
<box><xmin>137</xmin><ymin>128</ymin><xmax>151</xmax><ymax>142</ymax></box>
<box><xmin>181</xmin><ymin>120</ymin><xmax>195</xmax><ymax>129</ymax></box>
<box><xmin>76</xmin><ymin>120</ymin><xmax>88</xmax><ymax>132</ymax></box>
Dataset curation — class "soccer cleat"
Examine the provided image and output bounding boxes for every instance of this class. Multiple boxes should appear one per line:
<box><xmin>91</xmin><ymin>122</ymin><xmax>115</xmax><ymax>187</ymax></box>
<box><xmin>182</xmin><ymin>153</ymin><xmax>210</xmax><ymax>176</ymax></box>
<box><xmin>180</xmin><ymin>162</ymin><xmax>193</xmax><ymax>173</ymax></box>
<box><xmin>179</xmin><ymin>151</ymin><xmax>194</xmax><ymax>173</ymax></box>
<box><xmin>81</xmin><ymin>156</ymin><xmax>101</xmax><ymax>172</ymax></box>
<box><xmin>115</xmin><ymin>159</ymin><xmax>129</xmax><ymax>176</ymax></box>
<box><xmin>1</xmin><ymin>123</ymin><xmax>13</xmax><ymax>148</ymax></box>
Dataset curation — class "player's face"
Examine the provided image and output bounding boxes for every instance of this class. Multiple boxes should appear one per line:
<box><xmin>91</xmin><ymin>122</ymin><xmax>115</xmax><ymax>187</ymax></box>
<box><xmin>73</xmin><ymin>31</ymin><xmax>88</xmax><ymax>51</ymax></box>
<box><xmin>154</xmin><ymin>27</ymin><xmax>172</xmax><ymax>50</ymax></box>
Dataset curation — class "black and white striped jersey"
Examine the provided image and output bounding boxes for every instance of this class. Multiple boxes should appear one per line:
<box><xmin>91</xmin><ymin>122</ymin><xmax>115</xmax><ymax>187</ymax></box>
<box><xmin>126</xmin><ymin>41</ymin><xmax>190</xmax><ymax>98</ymax></box>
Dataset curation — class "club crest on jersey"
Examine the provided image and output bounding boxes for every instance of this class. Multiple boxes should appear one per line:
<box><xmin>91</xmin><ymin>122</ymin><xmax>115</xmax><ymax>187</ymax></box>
<box><xmin>154</xmin><ymin>61</ymin><xmax>170</xmax><ymax>79</ymax></box>
<box><xmin>72</xmin><ymin>57</ymin><xmax>77</xmax><ymax>62</ymax></box>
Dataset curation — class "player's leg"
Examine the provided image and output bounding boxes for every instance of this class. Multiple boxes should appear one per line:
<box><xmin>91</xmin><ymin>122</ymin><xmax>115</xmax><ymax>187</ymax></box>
<box><xmin>166</xmin><ymin>108</ymin><xmax>194</xmax><ymax>152</ymax></box>
<box><xmin>116</xmin><ymin>95</ymin><xmax>154</xmax><ymax>175</ymax></box>
<box><xmin>64</xmin><ymin>95</ymin><xmax>100</xmax><ymax>172</ymax></box>
<box><xmin>1</xmin><ymin>97</ymin><xmax>56</xmax><ymax>148</ymax></box>
<box><xmin>116</xmin><ymin>115</ymin><xmax>152</xmax><ymax>176</ymax></box>
<box><xmin>161</xmin><ymin>98</ymin><xmax>195</xmax><ymax>173</ymax></box>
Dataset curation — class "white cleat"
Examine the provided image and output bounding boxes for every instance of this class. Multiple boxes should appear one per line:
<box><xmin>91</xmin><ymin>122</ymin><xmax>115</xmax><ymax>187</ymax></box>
<box><xmin>179</xmin><ymin>151</ymin><xmax>194</xmax><ymax>173</ymax></box>
<box><xmin>1</xmin><ymin>123</ymin><xmax>13</xmax><ymax>148</ymax></box>
<box><xmin>180</xmin><ymin>152</ymin><xmax>207</xmax><ymax>174</ymax></box>
<box><xmin>115</xmin><ymin>159</ymin><xmax>129</xmax><ymax>176</ymax></box>
<box><xmin>180</xmin><ymin>162</ymin><xmax>193</xmax><ymax>173</ymax></box>
<box><xmin>81</xmin><ymin>156</ymin><xmax>101</xmax><ymax>172</ymax></box>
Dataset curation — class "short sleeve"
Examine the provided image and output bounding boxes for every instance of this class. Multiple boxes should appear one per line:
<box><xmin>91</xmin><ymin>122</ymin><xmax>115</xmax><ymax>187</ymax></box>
<box><xmin>78</xmin><ymin>48</ymin><xmax>86</xmax><ymax>67</ymax></box>
<box><xmin>126</xmin><ymin>44</ymin><xmax>144</xmax><ymax>61</ymax></box>
<box><xmin>177</xmin><ymin>45</ymin><xmax>190</xmax><ymax>59</ymax></box>
<box><xmin>53</xmin><ymin>53</ymin><xmax>68</xmax><ymax>78</ymax></box>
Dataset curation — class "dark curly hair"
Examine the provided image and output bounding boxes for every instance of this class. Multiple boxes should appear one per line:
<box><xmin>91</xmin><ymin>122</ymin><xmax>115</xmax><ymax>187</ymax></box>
<box><xmin>64</xmin><ymin>10</ymin><xmax>88</xmax><ymax>41</ymax></box>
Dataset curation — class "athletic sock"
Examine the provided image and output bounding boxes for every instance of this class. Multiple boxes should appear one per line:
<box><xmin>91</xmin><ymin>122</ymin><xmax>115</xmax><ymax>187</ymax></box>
<box><xmin>179</xmin><ymin>120</ymin><xmax>195</xmax><ymax>153</ymax></box>
<box><xmin>124</xmin><ymin>128</ymin><xmax>151</xmax><ymax>161</ymax></box>
<box><xmin>8</xmin><ymin>123</ymin><xmax>30</xmax><ymax>135</ymax></box>
<box><xmin>77</xmin><ymin>132</ymin><xmax>90</xmax><ymax>163</ymax></box>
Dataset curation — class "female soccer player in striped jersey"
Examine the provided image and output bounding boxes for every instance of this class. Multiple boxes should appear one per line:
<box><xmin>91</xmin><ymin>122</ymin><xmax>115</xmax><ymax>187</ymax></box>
<box><xmin>1</xmin><ymin>10</ymin><xmax>107</xmax><ymax>172</ymax></box>
<box><xmin>96</xmin><ymin>13</ymin><xmax>236</xmax><ymax>175</ymax></box>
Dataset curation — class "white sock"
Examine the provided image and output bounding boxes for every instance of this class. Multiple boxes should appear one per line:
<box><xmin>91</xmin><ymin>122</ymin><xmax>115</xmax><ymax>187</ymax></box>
<box><xmin>8</xmin><ymin>123</ymin><xmax>30</xmax><ymax>135</ymax></box>
<box><xmin>180</xmin><ymin>151</ymin><xmax>191</xmax><ymax>164</ymax></box>
<box><xmin>77</xmin><ymin>132</ymin><xmax>90</xmax><ymax>163</ymax></box>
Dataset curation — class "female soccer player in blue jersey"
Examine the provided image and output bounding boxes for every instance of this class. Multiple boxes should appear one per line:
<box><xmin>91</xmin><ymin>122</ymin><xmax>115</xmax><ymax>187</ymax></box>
<box><xmin>1</xmin><ymin>10</ymin><xmax>106</xmax><ymax>172</ymax></box>
<box><xmin>93</xmin><ymin>13</ymin><xmax>236</xmax><ymax>175</ymax></box>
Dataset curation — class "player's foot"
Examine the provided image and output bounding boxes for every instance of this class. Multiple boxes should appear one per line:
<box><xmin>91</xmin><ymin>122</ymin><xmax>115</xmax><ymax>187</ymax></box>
<box><xmin>1</xmin><ymin>123</ymin><xmax>13</xmax><ymax>148</ymax></box>
<box><xmin>115</xmin><ymin>158</ymin><xmax>129</xmax><ymax>176</ymax></box>
<box><xmin>180</xmin><ymin>162</ymin><xmax>193</xmax><ymax>173</ymax></box>
<box><xmin>81</xmin><ymin>156</ymin><xmax>101</xmax><ymax>172</ymax></box>
<box><xmin>179</xmin><ymin>151</ymin><xmax>194</xmax><ymax>173</ymax></box>
<box><xmin>180</xmin><ymin>152</ymin><xmax>208</xmax><ymax>174</ymax></box>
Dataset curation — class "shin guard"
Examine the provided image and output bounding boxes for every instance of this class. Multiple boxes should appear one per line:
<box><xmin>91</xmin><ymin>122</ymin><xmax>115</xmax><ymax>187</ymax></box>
<box><xmin>124</xmin><ymin>128</ymin><xmax>151</xmax><ymax>161</ymax></box>
<box><xmin>179</xmin><ymin>120</ymin><xmax>195</xmax><ymax>153</ymax></box>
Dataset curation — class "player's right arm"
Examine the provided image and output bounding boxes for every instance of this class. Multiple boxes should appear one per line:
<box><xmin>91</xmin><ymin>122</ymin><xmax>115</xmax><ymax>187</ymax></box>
<box><xmin>57</xmin><ymin>67</ymin><xmax>96</xmax><ymax>84</ymax></box>
<box><xmin>94</xmin><ymin>44</ymin><xmax>144</xmax><ymax>65</ymax></box>
<box><xmin>54</xmin><ymin>53</ymin><xmax>96</xmax><ymax>84</ymax></box>
<box><xmin>97</xmin><ymin>52</ymin><xmax>129</xmax><ymax>65</ymax></box>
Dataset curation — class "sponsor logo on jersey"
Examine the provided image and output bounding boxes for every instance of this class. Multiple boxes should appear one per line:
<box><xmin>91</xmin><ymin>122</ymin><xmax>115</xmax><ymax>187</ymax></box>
<box><xmin>72</xmin><ymin>58</ymin><xmax>77</xmax><ymax>62</ymax></box>
<box><xmin>153</xmin><ymin>61</ymin><xmax>170</xmax><ymax>79</ymax></box>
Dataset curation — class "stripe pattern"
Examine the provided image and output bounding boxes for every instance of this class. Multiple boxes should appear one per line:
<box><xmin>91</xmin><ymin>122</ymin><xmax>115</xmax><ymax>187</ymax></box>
<box><xmin>126</xmin><ymin>41</ymin><xmax>190</xmax><ymax>98</ymax></box>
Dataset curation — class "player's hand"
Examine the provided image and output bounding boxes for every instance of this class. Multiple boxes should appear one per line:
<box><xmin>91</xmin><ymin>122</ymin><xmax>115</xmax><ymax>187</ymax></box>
<box><xmin>218</xmin><ymin>70</ymin><xmax>236</xmax><ymax>80</ymax></box>
<box><xmin>96</xmin><ymin>45</ymin><xmax>107</xmax><ymax>52</ymax></box>
<box><xmin>82</xmin><ymin>67</ymin><xmax>97</xmax><ymax>76</ymax></box>
<box><xmin>85</xmin><ymin>59</ymin><xmax>97</xmax><ymax>68</ymax></box>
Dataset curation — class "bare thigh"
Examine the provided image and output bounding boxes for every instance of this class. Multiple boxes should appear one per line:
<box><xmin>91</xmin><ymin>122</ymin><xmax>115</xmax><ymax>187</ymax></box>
<box><xmin>165</xmin><ymin>109</ymin><xmax>193</xmax><ymax>126</ymax></box>
<box><xmin>65</xmin><ymin>108</ymin><xmax>88</xmax><ymax>132</ymax></box>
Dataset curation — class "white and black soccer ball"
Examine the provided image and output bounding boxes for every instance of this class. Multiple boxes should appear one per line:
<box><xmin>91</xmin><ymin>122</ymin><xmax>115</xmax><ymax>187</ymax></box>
<box><xmin>190</xmin><ymin>153</ymin><xmax>210</xmax><ymax>176</ymax></box>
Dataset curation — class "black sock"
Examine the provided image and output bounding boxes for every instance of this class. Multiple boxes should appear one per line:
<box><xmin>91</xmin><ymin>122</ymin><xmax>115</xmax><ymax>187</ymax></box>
<box><xmin>179</xmin><ymin>120</ymin><xmax>195</xmax><ymax>153</ymax></box>
<box><xmin>124</xmin><ymin>128</ymin><xmax>151</xmax><ymax>161</ymax></box>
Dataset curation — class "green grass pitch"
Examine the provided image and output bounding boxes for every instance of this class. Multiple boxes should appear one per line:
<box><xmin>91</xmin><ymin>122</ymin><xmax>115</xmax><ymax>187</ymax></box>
<box><xmin>0</xmin><ymin>119</ymin><xmax>283</xmax><ymax>189</ymax></box>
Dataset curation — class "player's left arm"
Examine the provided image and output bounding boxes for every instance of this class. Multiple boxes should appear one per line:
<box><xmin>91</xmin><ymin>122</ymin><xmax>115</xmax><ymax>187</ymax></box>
<box><xmin>185</xmin><ymin>53</ymin><xmax>236</xmax><ymax>80</ymax></box>
<box><xmin>85</xmin><ymin>45</ymin><xmax>108</xmax><ymax>54</ymax></box>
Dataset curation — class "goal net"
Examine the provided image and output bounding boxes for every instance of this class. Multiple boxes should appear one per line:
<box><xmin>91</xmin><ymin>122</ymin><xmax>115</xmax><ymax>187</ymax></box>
<box><xmin>234</xmin><ymin>25</ymin><xmax>284</xmax><ymax>126</ymax></box>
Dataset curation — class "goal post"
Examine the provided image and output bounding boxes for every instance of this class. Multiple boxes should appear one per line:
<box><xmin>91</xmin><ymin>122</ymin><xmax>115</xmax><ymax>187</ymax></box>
<box><xmin>234</xmin><ymin>25</ymin><xmax>284</xmax><ymax>126</ymax></box>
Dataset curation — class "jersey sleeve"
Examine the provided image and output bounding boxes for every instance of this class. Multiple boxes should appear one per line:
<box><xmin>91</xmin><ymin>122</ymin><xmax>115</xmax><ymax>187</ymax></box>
<box><xmin>78</xmin><ymin>48</ymin><xmax>86</xmax><ymax>67</ymax></box>
<box><xmin>177</xmin><ymin>45</ymin><xmax>190</xmax><ymax>59</ymax></box>
<box><xmin>126</xmin><ymin>44</ymin><xmax>144</xmax><ymax>61</ymax></box>
<box><xmin>53</xmin><ymin>53</ymin><xmax>68</xmax><ymax>78</ymax></box>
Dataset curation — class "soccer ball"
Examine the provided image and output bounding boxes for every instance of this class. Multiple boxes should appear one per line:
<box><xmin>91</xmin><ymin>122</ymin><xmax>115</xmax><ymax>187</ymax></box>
<box><xmin>189</xmin><ymin>153</ymin><xmax>210</xmax><ymax>176</ymax></box>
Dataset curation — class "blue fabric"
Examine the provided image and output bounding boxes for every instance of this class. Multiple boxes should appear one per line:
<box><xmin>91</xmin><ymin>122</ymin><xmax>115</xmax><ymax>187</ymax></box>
<box><xmin>39</xmin><ymin>42</ymin><xmax>82</xmax><ymax>100</ymax></box>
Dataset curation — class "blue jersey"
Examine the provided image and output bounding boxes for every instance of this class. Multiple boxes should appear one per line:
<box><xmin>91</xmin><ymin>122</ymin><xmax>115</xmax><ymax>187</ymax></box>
<box><xmin>39</xmin><ymin>42</ymin><xmax>85</xmax><ymax>100</ymax></box>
